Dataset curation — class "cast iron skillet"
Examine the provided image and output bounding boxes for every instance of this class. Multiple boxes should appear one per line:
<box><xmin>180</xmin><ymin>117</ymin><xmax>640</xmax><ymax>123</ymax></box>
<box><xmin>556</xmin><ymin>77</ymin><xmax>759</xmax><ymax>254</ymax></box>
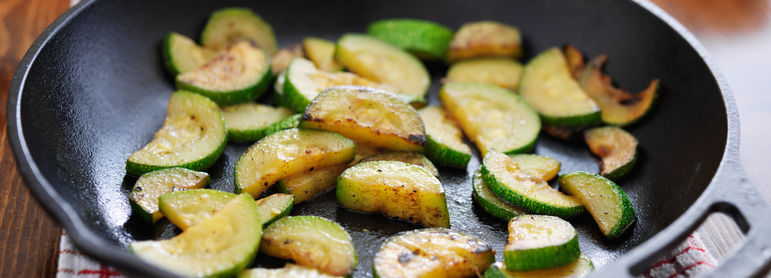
<box><xmin>7</xmin><ymin>0</ymin><xmax>771</xmax><ymax>277</ymax></box>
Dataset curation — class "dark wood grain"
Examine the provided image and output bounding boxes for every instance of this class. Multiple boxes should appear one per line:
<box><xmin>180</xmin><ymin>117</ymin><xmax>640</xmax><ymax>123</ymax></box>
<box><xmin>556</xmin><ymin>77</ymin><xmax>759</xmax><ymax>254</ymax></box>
<box><xmin>0</xmin><ymin>0</ymin><xmax>70</xmax><ymax>276</ymax></box>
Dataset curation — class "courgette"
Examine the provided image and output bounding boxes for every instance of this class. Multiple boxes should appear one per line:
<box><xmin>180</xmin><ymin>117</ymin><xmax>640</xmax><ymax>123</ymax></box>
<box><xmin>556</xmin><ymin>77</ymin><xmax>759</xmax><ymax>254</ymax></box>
<box><xmin>508</xmin><ymin>154</ymin><xmax>561</xmax><ymax>181</ymax></box>
<box><xmin>484</xmin><ymin>255</ymin><xmax>593</xmax><ymax>278</ymax></box>
<box><xmin>335</xmin><ymin>34</ymin><xmax>430</xmax><ymax>101</ymax></box>
<box><xmin>162</xmin><ymin>32</ymin><xmax>216</xmax><ymax>76</ymax></box>
<box><xmin>200</xmin><ymin>7</ymin><xmax>278</xmax><ymax>54</ymax></box>
<box><xmin>559</xmin><ymin>172</ymin><xmax>635</xmax><ymax>239</ymax></box>
<box><xmin>271</xmin><ymin>43</ymin><xmax>303</xmax><ymax>74</ymax></box>
<box><xmin>584</xmin><ymin>126</ymin><xmax>638</xmax><ymax>180</ymax></box>
<box><xmin>366</xmin><ymin>18</ymin><xmax>454</xmax><ymax>60</ymax></box>
<box><xmin>373</xmin><ymin>228</ymin><xmax>495</xmax><ymax>278</ymax></box>
<box><xmin>129</xmin><ymin>168</ymin><xmax>209</xmax><ymax>224</ymax></box>
<box><xmin>439</xmin><ymin>82</ymin><xmax>540</xmax><ymax>156</ymax></box>
<box><xmin>519</xmin><ymin>48</ymin><xmax>600</xmax><ymax>127</ymax></box>
<box><xmin>239</xmin><ymin>263</ymin><xmax>342</xmax><ymax>278</ymax></box>
<box><xmin>303</xmin><ymin>37</ymin><xmax>344</xmax><ymax>72</ymax></box>
<box><xmin>126</xmin><ymin>91</ymin><xmax>226</xmax><ymax>176</ymax></box>
<box><xmin>261</xmin><ymin>216</ymin><xmax>357</xmax><ymax>276</ymax></box>
<box><xmin>177</xmin><ymin>41</ymin><xmax>272</xmax><ymax>106</ymax></box>
<box><xmin>481</xmin><ymin>151</ymin><xmax>584</xmax><ymax>218</ymax></box>
<box><xmin>417</xmin><ymin>106</ymin><xmax>472</xmax><ymax>168</ymax></box>
<box><xmin>446</xmin><ymin>21</ymin><xmax>522</xmax><ymax>63</ymax></box>
<box><xmin>130</xmin><ymin>193</ymin><xmax>261</xmax><ymax>277</ymax></box>
<box><xmin>504</xmin><ymin>215</ymin><xmax>580</xmax><ymax>271</ymax></box>
<box><xmin>446</xmin><ymin>58</ymin><xmax>523</xmax><ymax>90</ymax></box>
<box><xmin>360</xmin><ymin>151</ymin><xmax>439</xmax><ymax>177</ymax></box>
<box><xmin>221</xmin><ymin>103</ymin><xmax>297</xmax><ymax>142</ymax></box>
<box><xmin>276</xmin><ymin>164</ymin><xmax>348</xmax><ymax>204</ymax></box>
<box><xmin>299</xmin><ymin>86</ymin><xmax>426</xmax><ymax>152</ymax></box>
<box><xmin>337</xmin><ymin>161</ymin><xmax>449</xmax><ymax>228</ymax></box>
<box><xmin>472</xmin><ymin>170</ymin><xmax>527</xmax><ymax>221</ymax></box>
<box><xmin>234</xmin><ymin>128</ymin><xmax>355</xmax><ymax>197</ymax></box>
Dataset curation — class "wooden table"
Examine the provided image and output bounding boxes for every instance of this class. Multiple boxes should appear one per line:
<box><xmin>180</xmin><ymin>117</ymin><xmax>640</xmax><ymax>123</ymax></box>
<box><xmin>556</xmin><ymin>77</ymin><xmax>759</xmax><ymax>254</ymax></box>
<box><xmin>0</xmin><ymin>0</ymin><xmax>768</xmax><ymax>276</ymax></box>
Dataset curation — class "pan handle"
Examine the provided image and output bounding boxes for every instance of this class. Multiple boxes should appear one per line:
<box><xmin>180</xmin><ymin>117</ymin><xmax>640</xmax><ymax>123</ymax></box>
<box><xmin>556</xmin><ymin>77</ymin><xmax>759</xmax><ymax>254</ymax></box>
<box><xmin>590</xmin><ymin>158</ymin><xmax>771</xmax><ymax>277</ymax></box>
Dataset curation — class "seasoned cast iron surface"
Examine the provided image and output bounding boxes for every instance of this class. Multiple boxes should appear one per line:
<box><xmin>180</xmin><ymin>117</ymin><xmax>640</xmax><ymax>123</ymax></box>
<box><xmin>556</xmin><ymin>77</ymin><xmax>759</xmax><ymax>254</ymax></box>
<box><xmin>18</xmin><ymin>0</ymin><xmax>727</xmax><ymax>275</ymax></box>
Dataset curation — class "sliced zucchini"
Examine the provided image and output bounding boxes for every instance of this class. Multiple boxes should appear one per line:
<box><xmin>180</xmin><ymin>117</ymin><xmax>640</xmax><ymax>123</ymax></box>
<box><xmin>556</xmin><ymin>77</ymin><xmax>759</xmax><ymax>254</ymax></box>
<box><xmin>366</xmin><ymin>18</ymin><xmax>454</xmax><ymax>60</ymax></box>
<box><xmin>446</xmin><ymin>58</ymin><xmax>523</xmax><ymax>90</ymax></box>
<box><xmin>126</xmin><ymin>91</ymin><xmax>226</xmax><ymax>176</ymax></box>
<box><xmin>130</xmin><ymin>193</ymin><xmax>261</xmax><ymax>277</ymax></box>
<box><xmin>276</xmin><ymin>164</ymin><xmax>348</xmax><ymax>204</ymax></box>
<box><xmin>261</xmin><ymin>216</ymin><xmax>357</xmax><ymax>276</ymax></box>
<box><xmin>239</xmin><ymin>263</ymin><xmax>342</xmax><ymax>278</ymax></box>
<box><xmin>580</xmin><ymin>55</ymin><xmax>659</xmax><ymax>126</ymax></box>
<box><xmin>351</xmin><ymin>142</ymin><xmax>385</xmax><ymax>165</ymax></box>
<box><xmin>361</xmin><ymin>152</ymin><xmax>439</xmax><ymax>177</ymax></box>
<box><xmin>446</xmin><ymin>21</ymin><xmax>522</xmax><ymax>63</ymax></box>
<box><xmin>519</xmin><ymin>48</ymin><xmax>601</xmax><ymax>127</ymax></box>
<box><xmin>162</xmin><ymin>32</ymin><xmax>216</xmax><ymax>76</ymax></box>
<box><xmin>563</xmin><ymin>45</ymin><xmax>585</xmax><ymax>79</ymax></box>
<box><xmin>559</xmin><ymin>172</ymin><xmax>635</xmax><ymax>239</ymax></box>
<box><xmin>177</xmin><ymin>41</ymin><xmax>272</xmax><ymax>106</ymax></box>
<box><xmin>235</xmin><ymin>128</ymin><xmax>355</xmax><ymax>197</ymax></box>
<box><xmin>584</xmin><ymin>126</ymin><xmax>638</xmax><ymax>180</ymax></box>
<box><xmin>504</xmin><ymin>215</ymin><xmax>580</xmax><ymax>271</ymax></box>
<box><xmin>254</xmin><ymin>193</ymin><xmax>294</xmax><ymax>227</ymax></box>
<box><xmin>200</xmin><ymin>7</ymin><xmax>278</xmax><ymax>54</ymax></box>
<box><xmin>484</xmin><ymin>255</ymin><xmax>593</xmax><ymax>278</ymax></box>
<box><xmin>417</xmin><ymin>106</ymin><xmax>472</xmax><ymax>167</ymax></box>
<box><xmin>299</xmin><ymin>86</ymin><xmax>426</xmax><ymax>152</ymax></box>
<box><xmin>373</xmin><ymin>228</ymin><xmax>495</xmax><ymax>278</ymax></box>
<box><xmin>439</xmin><ymin>82</ymin><xmax>540</xmax><ymax>156</ymax></box>
<box><xmin>303</xmin><ymin>37</ymin><xmax>344</xmax><ymax>72</ymax></box>
<box><xmin>270</xmin><ymin>43</ymin><xmax>304</xmax><ymax>75</ymax></box>
<box><xmin>159</xmin><ymin>188</ymin><xmax>236</xmax><ymax>230</ymax></box>
<box><xmin>129</xmin><ymin>168</ymin><xmax>209</xmax><ymax>224</ymax></box>
<box><xmin>284</xmin><ymin>58</ymin><xmax>396</xmax><ymax>112</ymax></box>
<box><xmin>481</xmin><ymin>151</ymin><xmax>584</xmax><ymax>218</ymax></box>
<box><xmin>337</xmin><ymin>161</ymin><xmax>449</xmax><ymax>228</ymax></box>
<box><xmin>221</xmin><ymin>103</ymin><xmax>297</xmax><ymax>142</ymax></box>
<box><xmin>472</xmin><ymin>170</ymin><xmax>527</xmax><ymax>221</ymax></box>
<box><xmin>541</xmin><ymin>125</ymin><xmax>583</xmax><ymax>141</ymax></box>
<box><xmin>335</xmin><ymin>34</ymin><xmax>430</xmax><ymax>100</ymax></box>
<box><xmin>508</xmin><ymin>154</ymin><xmax>561</xmax><ymax>181</ymax></box>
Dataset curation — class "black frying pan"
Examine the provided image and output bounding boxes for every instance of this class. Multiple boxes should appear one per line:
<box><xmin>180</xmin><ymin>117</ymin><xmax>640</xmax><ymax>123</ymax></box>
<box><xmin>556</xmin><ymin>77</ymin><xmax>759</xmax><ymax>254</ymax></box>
<box><xmin>7</xmin><ymin>0</ymin><xmax>771</xmax><ymax>277</ymax></box>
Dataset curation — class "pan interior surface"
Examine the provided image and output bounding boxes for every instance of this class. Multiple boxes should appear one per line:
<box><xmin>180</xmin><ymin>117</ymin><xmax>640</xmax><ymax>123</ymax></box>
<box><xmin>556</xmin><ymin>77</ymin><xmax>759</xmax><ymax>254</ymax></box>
<box><xmin>14</xmin><ymin>0</ymin><xmax>727</xmax><ymax>275</ymax></box>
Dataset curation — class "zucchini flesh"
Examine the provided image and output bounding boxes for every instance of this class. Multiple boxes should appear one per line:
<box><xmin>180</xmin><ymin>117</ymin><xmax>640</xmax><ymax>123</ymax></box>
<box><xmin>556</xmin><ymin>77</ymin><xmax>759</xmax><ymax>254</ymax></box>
<box><xmin>129</xmin><ymin>168</ymin><xmax>209</xmax><ymax>224</ymax></box>
<box><xmin>484</xmin><ymin>255</ymin><xmax>593</xmax><ymax>278</ymax></box>
<box><xmin>508</xmin><ymin>154</ymin><xmax>561</xmax><ymax>181</ymax></box>
<box><xmin>504</xmin><ymin>215</ymin><xmax>580</xmax><ymax>271</ymax></box>
<box><xmin>276</xmin><ymin>164</ymin><xmax>348</xmax><ymax>204</ymax></box>
<box><xmin>284</xmin><ymin>57</ymin><xmax>396</xmax><ymax>112</ymax></box>
<box><xmin>261</xmin><ymin>216</ymin><xmax>357</xmax><ymax>276</ymax></box>
<box><xmin>360</xmin><ymin>151</ymin><xmax>439</xmax><ymax>177</ymax></box>
<box><xmin>472</xmin><ymin>170</ymin><xmax>527</xmax><ymax>221</ymax></box>
<box><xmin>254</xmin><ymin>193</ymin><xmax>294</xmax><ymax>227</ymax></box>
<box><xmin>130</xmin><ymin>194</ymin><xmax>261</xmax><ymax>277</ymax></box>
<box><xmin>446</xmin><ymin>58</ymin><xmax>523</xmax><ymax>90</ymax></box>
<box><xmin>418</xmin><ymin>106</ymin><xmax>472</xmax><ymax>167</ymax></box>
<box><xmin>584</xmin><ymin>126</ymin><xmax>638</xmax><ymax>180</ymax></box>
<box><xmin>481</xmin><ymin>151</ymin><xmax>584</xmax><ymax>218</ymax></box>
<box><xmin>303</xmin><ymin>37</ymin><xmax>343</xmax><ymax>72</ymax></box>
<box><xmin>439</xmin><ymin>82</ymin><xmax>540</xmax><ymax>156</ymax></box>
<box><xmin>580</xmin><ymin>55</ymin><xmax>659</xmax><ymax>126</ymax></box>
<box><xmin>446</xmin><ymin>21</ymin><xmax>522</xmax><ymax>63</ymax></box>
<box><xmin>366</xmin><ymin>18</ymin><xmax>454</xmax><ymax>60</ymax></box>
<box><xmin>559</xmin><ymin>172</ymin><xmax>635</xmax><ymax>239</ymax></box>
<box><xmin>159</xmin><ymin>189</ymin><xmax>236</xmax><ymax>230</ymax></box>
<box><xmin>234</xmin><ymin>128</ymin><xmax>355</xmax><ymax>198</ymax></box>
<box><xmin>373</xmin><ymin>228</ymin><xmax>495</xmax><ymax>278</ymax></box>
<box><xmin>221</xmin><ymin>103</ymin><xmax>297</xmax><ymax>142</ymax></box>
<box><xmin>163</xmin><ymin>32</ymin><xmax>216</xmax><ymax>75</ymax></box>
<box><xmin>563</xmin><ymin>45</ymin><xmax>585</xmax><ymax>79</ymax></box>
<box><xmin>519</xmin><ymin>48</ymin><xmax>600</xmax><ymax>127</ymax></box>
<box><xmin>299</xmin><ymin>86</ymin><xmax>426</xmax><ymax>152</ymax></box>
<box><xmin>200</xmin><ymin>7</ymin><xmax>278</xmax><ymax>54</ymax></box>
<box><xmin>126</xmin><ymin>91</ymin><xmax>226</xmax><ymax>176</ymax></box>
<box><xmin>239</xmin><ymin>263</ymin><xmax>342</xmax><ymax>278</ymax></box>
<box><xmin>177</xmin><ymin>41</ymin><xmax>272</xmax><ymax>106</ymax></box>
<box><xmin>335</xmin><ymin>34</ymin><xmax>430</xmax><ymax>99</ymax></box>
<box><xmin>337</xmin><ymin>161</ymin><xmax>449</xmax><ymax>228</ymax></box>
<box><xmin>270</xmin><ymin>43</ymin><xmax>304</xmax><ymax>75</ymax></box>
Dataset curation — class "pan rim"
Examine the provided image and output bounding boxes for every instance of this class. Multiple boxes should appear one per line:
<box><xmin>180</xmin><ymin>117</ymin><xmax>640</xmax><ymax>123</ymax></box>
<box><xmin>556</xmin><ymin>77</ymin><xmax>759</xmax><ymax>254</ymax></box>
<box><xmin>4</xmin><ymin>0</ymin><xmax>738</xmax><ymax>276</ymax></box>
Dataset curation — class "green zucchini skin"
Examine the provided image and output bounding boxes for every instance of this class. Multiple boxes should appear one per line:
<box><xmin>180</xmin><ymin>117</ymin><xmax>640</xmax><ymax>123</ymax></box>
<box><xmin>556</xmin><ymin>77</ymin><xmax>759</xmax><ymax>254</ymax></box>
<box><xmin>558</xmin><ymin>172</ymin><xmax>636</xmax><ymax>239</ymax></box>
<box><xmin>127</xmin><ymin>140</ymin><xmax>226</xmax><ymax>176</ymax></box>
<box><xmin>471</xmin><ymin>170</ymin><xmax>527</xmax><ymax>221</ymax></box>
<box><xmin>604</xmin><ymin>153</ymin><xmax>638</xmax><ymax>181</ymax></box>
<box><xmin>366</xmin><ymin>18</ymin><xmax>454</xmax><ymax>60</ymax></box>
<box><xmin>423</xmin><ymin>134</ymin><xmax>471</xmax><ymax>167</ymax></box>
<box><xmin>227</xmin><ymin>114</ymin><xmax>300</xmax><ymax>142</ymax></box>
<box><xmin>505</xmin><ymin>235</ymin><xmax>580</xmax><ymax>271</ymax></box>
<box><xmin>176</xmin><ymin>67</ymin><xmax>273</xmax><ymax>107</ymax></box>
